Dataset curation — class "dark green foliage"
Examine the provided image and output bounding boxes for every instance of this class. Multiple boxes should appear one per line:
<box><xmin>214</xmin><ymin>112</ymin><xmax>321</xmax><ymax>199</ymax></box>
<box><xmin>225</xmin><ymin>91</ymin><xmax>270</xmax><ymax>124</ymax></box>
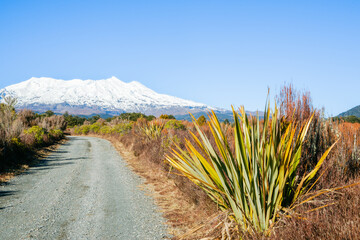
<box><xmin>63</xmin><ymin>112</ymin><xmax>86</xmax><ymax>127</ymax></box>
<box><xmin>147</xmin><ymin>115</ymin><xmax>156</xmax><ymax>121</ymax></box>
<box><xmin>45</xmin><ymin>110</ymin><xmax>55</xmax><ymax>117</ymax></box>
<box><xmin>118</xmin><ymin>112</ymin><xmax>155</xmax><ymax>121</ymax></box>
<box><xmin>88</xmin><ymin>115</ymin><xmax>101</xmax><ymax>124</ymax></box>
<box><xmin>160</xmin><ymin>114</ymin><xmax>176</xmax><ymax>119</ymax></box>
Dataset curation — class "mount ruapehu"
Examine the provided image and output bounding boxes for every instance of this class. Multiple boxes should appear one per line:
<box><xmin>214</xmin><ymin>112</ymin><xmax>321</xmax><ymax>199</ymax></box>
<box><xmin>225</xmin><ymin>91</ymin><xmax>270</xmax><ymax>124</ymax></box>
<box><xmin>0</xmin><ymin>77</ymin><xmax>241</xmax><ymax>119</ymax></box>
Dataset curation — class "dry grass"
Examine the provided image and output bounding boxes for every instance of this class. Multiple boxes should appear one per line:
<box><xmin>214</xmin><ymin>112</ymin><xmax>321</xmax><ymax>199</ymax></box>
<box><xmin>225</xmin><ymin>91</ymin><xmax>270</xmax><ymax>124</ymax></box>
<box><xmin>269</xmin><ymin>183</ymin><xmax>360</xmax><ymax>240</ymax></box>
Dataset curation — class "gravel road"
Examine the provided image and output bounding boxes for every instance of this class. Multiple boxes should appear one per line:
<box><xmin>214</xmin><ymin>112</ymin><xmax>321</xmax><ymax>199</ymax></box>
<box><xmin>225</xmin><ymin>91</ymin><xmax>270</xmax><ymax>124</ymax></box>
<box><xmin>0</xmin><ymin>136</ymin><xmax>170</xmax><ymax>240</ymax></box>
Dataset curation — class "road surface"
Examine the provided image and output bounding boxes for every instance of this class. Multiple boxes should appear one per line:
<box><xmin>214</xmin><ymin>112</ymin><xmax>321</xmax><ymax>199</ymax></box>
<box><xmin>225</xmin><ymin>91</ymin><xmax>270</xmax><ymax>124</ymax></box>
<box><xmin>0</xmin><ymin>136</ymin><xmax>169</xmax><ymax>240</ymax></box>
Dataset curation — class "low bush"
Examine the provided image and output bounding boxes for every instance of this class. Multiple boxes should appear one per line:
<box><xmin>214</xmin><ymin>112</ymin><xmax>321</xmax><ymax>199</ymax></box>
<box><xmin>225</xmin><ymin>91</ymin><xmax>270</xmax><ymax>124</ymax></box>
<box><xmin>49</xmin><ymin>128</ymin><xmax>64</xmax><ymax>139</ymax></box>
<box><xmin>164</xmin><ymin>120</ymin><xmax>186</xmax><ymax>130</ymax></box>
<box><xmin>113</xmin><ymin>122</ymin><xmax>133</xmax><ymax>135</ymax></box>
<box><xmin>0</xmin><ymin>96</ymin><xmax>65</xmax><ymax>174</ymax></box>
<box><xmin>100</xmin><ymin>125</ymin><xmax>113</xmax><ymax>134</ymax></box>
<box><xmin>89</xmin><ymin>123</ymin><xmax>101</xmax><ymax>133</ymax></box>
<box><xmin>10</xmin><ymin>137</ymin><xmax>25</xmax><ymax>151</ymax></box>
<box><xmin>24</xmin><ymin>126</ymin><xmax>47</xmax><ymax>145</ymax></box>
<box><xmin>79</xmin><ymin>125</ymin><xmax>90</xmax><ymax>135</ymax></box>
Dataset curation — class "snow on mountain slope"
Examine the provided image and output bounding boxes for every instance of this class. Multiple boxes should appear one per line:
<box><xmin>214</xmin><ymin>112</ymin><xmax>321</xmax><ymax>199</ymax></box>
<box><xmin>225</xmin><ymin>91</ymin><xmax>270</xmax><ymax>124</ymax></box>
<box><xmin>0</xmin><ymin>77</ymin><xmax>216</xmax><ymax>116</ymax></box>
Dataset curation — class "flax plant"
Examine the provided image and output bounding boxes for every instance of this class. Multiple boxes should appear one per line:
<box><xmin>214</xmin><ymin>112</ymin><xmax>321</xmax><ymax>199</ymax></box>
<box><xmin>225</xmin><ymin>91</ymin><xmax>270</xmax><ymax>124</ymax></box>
<box><xmin>166</xmin><ymin>102</ymin><xmax>337</xmax><ymax>234</ymax></box>
<box><xmin>140</xmin><ymin>121</ymin><xmax>164</xmax><ymax>140</ymax></box>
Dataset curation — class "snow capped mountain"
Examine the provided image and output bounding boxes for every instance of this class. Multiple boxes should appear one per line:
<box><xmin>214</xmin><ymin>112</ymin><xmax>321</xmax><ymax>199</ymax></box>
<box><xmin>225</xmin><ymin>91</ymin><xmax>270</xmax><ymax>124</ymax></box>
<box><xmin>0</xmin><ymin>77</ymin><xmax>216</xmax><ymax>116</ymax></box>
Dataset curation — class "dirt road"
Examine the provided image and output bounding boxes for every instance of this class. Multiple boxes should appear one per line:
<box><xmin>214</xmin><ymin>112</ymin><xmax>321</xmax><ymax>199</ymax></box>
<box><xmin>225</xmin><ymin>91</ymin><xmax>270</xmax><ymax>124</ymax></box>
<box><xmin>0</xmin><ymin>136</ymin><xmax>169</xmax><ymax>239</ymax></box>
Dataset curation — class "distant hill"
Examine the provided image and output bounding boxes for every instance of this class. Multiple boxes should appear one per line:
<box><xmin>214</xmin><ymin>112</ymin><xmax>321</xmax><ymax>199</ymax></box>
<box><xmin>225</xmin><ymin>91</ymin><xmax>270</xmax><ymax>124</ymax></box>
<box><xmin>338</xmin><ymin>105</ymin><xmax>360</xmax><ymax>118</ymax></box>
<box><xmin>175</xmin><ymin>110</ymin><xmax>264</xmax><ymax>122</ymax></box>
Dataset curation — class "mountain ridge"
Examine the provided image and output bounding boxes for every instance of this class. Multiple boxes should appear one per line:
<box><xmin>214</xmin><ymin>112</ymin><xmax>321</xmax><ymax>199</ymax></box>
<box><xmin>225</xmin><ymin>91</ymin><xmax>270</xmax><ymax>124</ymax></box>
<box><xmin>338</xmin><ymin>105</ymin><xmax>360</xmax><ymax>118</ymax></box>
<box><xmin>0</xmin><ymin>77</ymin><xmax>222</xmax><ymax>116</ymax></box>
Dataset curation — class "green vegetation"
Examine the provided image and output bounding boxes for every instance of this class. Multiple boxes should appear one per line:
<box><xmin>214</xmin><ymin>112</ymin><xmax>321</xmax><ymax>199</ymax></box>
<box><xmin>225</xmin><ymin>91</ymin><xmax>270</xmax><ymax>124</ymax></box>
<box><xmin>63</xmin><ymin>112</ymin><xmax>86</xmax><ymax>127</ymax></box>
<box><xmin>159</xmin><ymin>114</ymin><xmax>176</xmax><ymax>119</ymax></box>
<box><xmin>24</xmin><ymin>126</ymin><xmax>46</xmax><ymax>144</ymax></box>
<box><xmin>65</xmin><ymin>85</ymin><xmax>360</xmax><ymax>239</ymax></box>
<box><xmin>166</xmin><ymin>103</ymin><xmax>337</xmax><ymax>234</ymax></box>
<box><xmin>332</xmin><ymin>115</ymin><xmax>360</xmax><ymax>123</ymax></box>
<box><xmin>49</xmin><ymin>128</ymin><xmax>64</xmax><ymax>139</ymax></box>
<box><xmin>45</xmin><ymin>110</ymin><xmax>55</xmax><ymax>117</ymax></box>
<box><xmin>113</xmin><ymin>122</ymin><xmax>133</xmax><ymax>134</ymax></box>
<box><xmin>115</xmin><ymin>112</ymin><xmax>155</xmax><ymax>122</ymax></box>
<box><xmin>164</xmin><ymin>120</ymin><xmax>186</xmax><ymax>130</ymax></box>
<box><xmin>141</xmin><ymin>122</ymin><xmax>164</xmax><ymax>140</ymax></box>
<box><xmin>73</xmin><ymin>121</ymin><xmax>133</xmax><ymax>136</ymax></box>
<box><xmin>73</xmin><ymin>125</ymin><xmax>90</xmax><ymax>135</ymax></box>
<box><xmin>89</xmin><ymin>122</ymin><xmax>101</xmax><ymax>133</ymax></box>
<box><xmin>0</xmin><ymin>96</ymin><xmax>66</xmax><ymax>173</ymax></box>
<box><xmin>67</xmin><ymin>94</ymin><xmax>360</xmax><ymax>238</ymax></box>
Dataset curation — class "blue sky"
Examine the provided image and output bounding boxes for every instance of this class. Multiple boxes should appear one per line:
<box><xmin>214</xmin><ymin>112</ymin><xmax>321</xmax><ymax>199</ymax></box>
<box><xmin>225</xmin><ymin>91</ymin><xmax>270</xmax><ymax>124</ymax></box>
<box><xmin>0</xmin><ymin>1</ymin><xmax>359</xmax><ymax>116</ymax></box>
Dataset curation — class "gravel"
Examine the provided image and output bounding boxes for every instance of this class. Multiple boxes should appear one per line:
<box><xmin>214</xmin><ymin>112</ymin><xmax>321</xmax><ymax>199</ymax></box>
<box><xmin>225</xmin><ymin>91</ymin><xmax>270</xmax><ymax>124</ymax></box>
<box><xmin>0</xmin><ymin>136</ymin><xmax>170</xmax><ymax>240</ymax></box>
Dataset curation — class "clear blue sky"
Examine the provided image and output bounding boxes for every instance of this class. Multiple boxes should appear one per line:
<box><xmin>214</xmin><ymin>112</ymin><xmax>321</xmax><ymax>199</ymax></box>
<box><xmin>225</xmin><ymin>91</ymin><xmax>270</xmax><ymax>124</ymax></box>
<box><xmin>0</xmin><ymin>1</ymin><xmax>359</xmax><ymax>116</ymax></box>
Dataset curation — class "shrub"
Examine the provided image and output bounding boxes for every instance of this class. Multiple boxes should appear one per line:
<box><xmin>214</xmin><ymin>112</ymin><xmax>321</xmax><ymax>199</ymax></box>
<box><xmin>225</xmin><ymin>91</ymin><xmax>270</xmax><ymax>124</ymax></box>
<box><xmin>118</xmin><ymin>112</ymin><xmax>155</xmax><ymax>121</ymax></box>
<box><xmin>80</xmin><ymin>125</ymin><xmax>90</xmax><ymax>135</ymax></box>
<box><xmin>89</xmin><ymin>123</ymin><xmax>101</xmax><ymax>133</ymax></box>
<box><xmin>113</xmin><ymin>122</ymin><xmax>133</xmax><ymax>135</ymax></box>
<box><xmin>0</xmin><ymin>95</ymin><xmax>17</xmax><ymax>143</ymax></box>
<box><xmin>100</xmin><ymin>125</ymin><xmax>113</xmax><ymax>134</ymax></box>
<box><xmin>19</xmin><ymin>132</ymin><xmax>36</xmax><ymax>147</ymax></box>
<box><xmin>63</xmin><ymin>112</ymin><xmax>86</xmax><ymax>127</ymax></box>
<box><xmin>141</xmin><ymin>122</ymin><xmax>164</xmax><ymax>140</ymax></box>
<box><xmin>164</xmin><ymin>120</ymin><xmax>186</xmax><ymax>130</ymax></box>
<box><xmin>160</xmin><ymin>114</ymin><xmax>176</xmax><ymax>119</ymax></box>
<box><xmin>10</xmin><ymin>137</ymin><xmax>25</xmax><ymax>150</ymax></box>
<box><xmin>73</xmin><ymin>126</ymin><xmax>81</xmax><ymax>134</ymax></box>
<box><xmin>24</xmin><ymin>126</ymin><xmax>47</xmax><ymax>144</ymax></box>
<box><xmin>17</xmin><ymin>109</ymin><xmax>36</xmax><ymax>127</ymax></box>
<box><xmin>166</xmin><ymin>103</ymin><xmax>337</xmax><ymax>234</ymax></box>
<box><xmin>88</xmin><ymin>115</ymin><xmax>101</xmax><ymax>124</ymax></box>
<box><xmin>135</xmin><ymin>117</ymin><xmax>148</xmax><ymax>128</ymax></box>
<box><xmin>162</xmin><ymin>134</ymin><xmax>180</xmax><ymax>149</ymax></box>
<box><xmin>40</xmin><ymin>115</ymin><xmax>67</xmax><ymax>131</ymax></box>
<box><xmin>49</xmin><ymin>129</ymin><xmax>64</xmax><ymax>139</ymax></box>
<box><xmin>197</xmin><ymin>115</ymin><xmax>207</xmax><ymax>126</ymax></box>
